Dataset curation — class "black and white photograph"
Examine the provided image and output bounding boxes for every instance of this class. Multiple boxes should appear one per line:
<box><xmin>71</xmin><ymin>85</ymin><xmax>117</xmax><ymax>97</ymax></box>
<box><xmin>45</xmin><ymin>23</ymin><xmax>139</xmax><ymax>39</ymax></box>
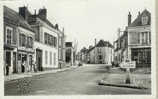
<box><xmin>0</xmin><ymin>0</ymin><xmax>157</xmax><ymax>98</ymax></box>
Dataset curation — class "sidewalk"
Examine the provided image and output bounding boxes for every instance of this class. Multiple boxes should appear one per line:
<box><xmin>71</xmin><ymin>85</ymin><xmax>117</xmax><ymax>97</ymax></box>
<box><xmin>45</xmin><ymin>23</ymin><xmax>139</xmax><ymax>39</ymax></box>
<box><xmin>4</xmin><ymin>66</ymin><xmax>78</xmax><ymax>82</ymax></box>
<box><xmin>98</xmin><ymin>68</ymin><xmax>151</xmax><ymax>89</ymax></box>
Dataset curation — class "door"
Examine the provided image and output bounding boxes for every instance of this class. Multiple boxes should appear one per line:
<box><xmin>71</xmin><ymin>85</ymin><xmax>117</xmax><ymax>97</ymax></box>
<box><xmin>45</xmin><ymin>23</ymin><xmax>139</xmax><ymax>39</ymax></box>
<box><xmin>6</xmin><ymin>52</ymin><xmax>11</xmax><ymax>66</ymax></box>
<box><xmin>6</xmin><ymin>51</ymin><xmax>11</xmax><ymax>75</ymax></box>
<box><xmin>36</xmin><ymin>49</ymin><xmax>43</xmax><ymax>71</ymax></box>
<box><xmin>13</xmin><ymin>52</ymin><xmax>17</xmax><ymax>73</ymax></box>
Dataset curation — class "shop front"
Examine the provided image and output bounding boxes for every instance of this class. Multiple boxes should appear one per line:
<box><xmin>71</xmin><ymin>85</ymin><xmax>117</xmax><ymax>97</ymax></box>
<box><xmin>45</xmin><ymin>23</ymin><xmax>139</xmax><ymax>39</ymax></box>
<box><xmin>131</xmin><ymin>48</ymin><xmax>151</xmax><ymax>67</ymax></box>
<box><xmin>17</xmin><ymin>50</ymin><xmax>34</xmax><ymax>73</ymax></box>
<box><xmin>4</xmin><ymin>45</ymin><xmax>17</xmax><ymax>75</ymax></box>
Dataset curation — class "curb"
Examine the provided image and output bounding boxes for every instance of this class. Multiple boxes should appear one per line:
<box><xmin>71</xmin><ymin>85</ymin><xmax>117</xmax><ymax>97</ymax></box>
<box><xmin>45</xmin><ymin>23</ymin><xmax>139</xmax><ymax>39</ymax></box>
<box><xmin>5</xmin><ymin>66</ymin><xmax>79</xmax><ymax>82</ymax></box>
<box><xmin>98</xmin><ymin>80</ymin><xmax>148</xmax><ymax>89</ymax></box>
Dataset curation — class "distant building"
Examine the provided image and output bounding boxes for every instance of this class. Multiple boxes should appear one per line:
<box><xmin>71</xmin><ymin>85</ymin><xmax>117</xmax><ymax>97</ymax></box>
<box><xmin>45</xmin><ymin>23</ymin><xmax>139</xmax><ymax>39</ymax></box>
<box><xmin>80</xmin><ymin>47</ymin><xmax>88</xmax><ymax>63</ymax></box>
<box><xmin>57</xmin><ymin>27</ymin><xmax>66</xmax><ymax>68</ymax></box>
<box><xmin>113</xmin><ymin>30</ymin><xmax>128</xmax><ymax>65</ymax></box>
<box><xmin>87</xmin><ymin>40</ymin><xmax>113</xmax><ymax>64</ymax></box>
<box><xmin>19</xmin><ymin>6</ymin><xmax>59</xmax><ymax>70</ymax></box>
<box><xmin>3</xmin><ymin>6</ymin><xmax>35</xmax><ymax>75</ymax></box>
<box><xmin>127</xmin><ymin>9</ymin><xmax>151</xmax><ymax>67</ymax></box>
<box><xmin>65</xmin><ymin>42</ymin><xmax>74</xmax><ymax>66</ymax></box>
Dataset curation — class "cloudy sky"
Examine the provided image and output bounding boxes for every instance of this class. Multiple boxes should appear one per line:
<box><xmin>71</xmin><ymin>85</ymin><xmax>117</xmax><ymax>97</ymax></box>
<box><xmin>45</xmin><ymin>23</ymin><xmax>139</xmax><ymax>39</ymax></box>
<box><xmin>2</xmin><ymin>0</ymin><xmax>153</xmax><ymax>51</ymax></box>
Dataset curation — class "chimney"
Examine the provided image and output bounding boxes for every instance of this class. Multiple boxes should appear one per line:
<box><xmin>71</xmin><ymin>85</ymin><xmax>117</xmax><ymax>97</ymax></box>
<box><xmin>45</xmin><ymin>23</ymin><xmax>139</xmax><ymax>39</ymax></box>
<box><xmin>95</xmin><ymin>38</ymin><xmax>97</xmax><ymax>46</ymax></box>
<box><xmin>34</xmin><ymin>9</ymin><xmax>36</xmax><ymax>15</ymax></box>
<box><xmin>137</xmin><ymin>11</ymin><xmax>141</xmax><ymax>17</ymax></box>
<box><xmin>128</xmin><ymin>12</ymin><xmax>132</xmax><ymax>26</ymax></box>
<box><xmin>19</xmin><ymin>6</ymin><xmax>30</xmax><ymax>21</ymax></box>
<box><xmin>38</xmin><ymin>7</ymin><xmax>47</xmax><ymax>20</ymax></box>
<box><xmin>55</xmin><ymin>24</ymin><xmax>59</xmax><ymax>30</ymax></box>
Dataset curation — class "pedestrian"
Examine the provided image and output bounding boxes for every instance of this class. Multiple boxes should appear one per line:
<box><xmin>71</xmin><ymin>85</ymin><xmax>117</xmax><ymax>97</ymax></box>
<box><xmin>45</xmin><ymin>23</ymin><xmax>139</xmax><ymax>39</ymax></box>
<box><xmin>21</xmin><ymin>60</ymin><xmax>25</xmax><ymax>73</ymax></box>
<box><xmin>6</xmin><ymin>63</ymin><xmax>9</xmax><ymax>76</ymax></box>
<box><xmin>33</xmin><ymin>61</ymin><xmax>37</xmax><ymax>72</ymax></box>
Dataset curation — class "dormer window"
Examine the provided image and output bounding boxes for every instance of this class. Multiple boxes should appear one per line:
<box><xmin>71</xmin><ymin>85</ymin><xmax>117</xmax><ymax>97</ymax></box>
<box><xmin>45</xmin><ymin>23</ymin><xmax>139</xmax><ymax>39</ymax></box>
<box><xmin>141</xmin><ymin>15</ymin><xmax>148</xmax><ymax>25</ymax></box>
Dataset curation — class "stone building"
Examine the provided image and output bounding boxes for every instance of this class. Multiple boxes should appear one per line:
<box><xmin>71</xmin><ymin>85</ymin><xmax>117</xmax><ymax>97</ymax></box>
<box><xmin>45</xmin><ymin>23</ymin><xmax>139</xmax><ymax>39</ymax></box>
<box><xmin>113</xmin><ymin>30</ymin><xmax>128</xmax><ymax>66</ymax></box>
<box><xmin>57</xmin><ymin>27</ymin><xmax>66</xmax><ymax>68</ymax></box>
<box><xmin>127</xmin><ymin>9</ymin><xmax>151</xmax><ymax>67</ymax></box>
<box><xmin>87</xmin><ymin>39</ymin><xmax>113</xmax><ymax>64</ymax></box>
<box><xmin>114</xmin><ymin>9</ymin><xmax>151</xmax><ymax>68</ymax></box>
<box><xmin>3</xmin><ymin>6</ymin><xmax>35</xmax><ymax>75</ymax></box>
<box><xmin>19</xmin><ymin>6</ymin><xmax>59</xmax><ymax>71</ymax></box>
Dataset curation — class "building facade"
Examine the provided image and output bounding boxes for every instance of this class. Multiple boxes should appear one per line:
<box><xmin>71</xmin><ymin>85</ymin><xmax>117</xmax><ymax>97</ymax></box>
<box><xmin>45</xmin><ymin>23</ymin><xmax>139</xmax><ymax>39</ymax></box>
<box><xmin>87</xmin><ymin>40</ymin><xmax>113</xmax><ymax>64</ymax></box>
<box><xmin>114</xmin><ymin>9</ymin><xmax>151</xmax><ymax>68</ymax></box>
<box><xmin>19</xmin><ymin>6</ymin><xmax>59</xmax><ymax>71</ymax></box>
<box><xmin>57</xmin><ymin>27</ymin><xmax>66</xmax><ymax>68</ymax></box>
<box><xmin>127</xmin><ymin>9</ymin><xmax>151</xmax><ymax>67</ymax></box>
<box><xmin>65</xmin><ymin>42</ymin><xmax>74</xmax><ymax>66</ymax></box>
<box><xmin>4</xmin><ymin>6</ymin><xmax>35</xmax><ymax>75</ymax></box>
<box><xmin>113</xmin><ymin>30</ymin><xmax>128</xmax><ymax>66</ymax></box>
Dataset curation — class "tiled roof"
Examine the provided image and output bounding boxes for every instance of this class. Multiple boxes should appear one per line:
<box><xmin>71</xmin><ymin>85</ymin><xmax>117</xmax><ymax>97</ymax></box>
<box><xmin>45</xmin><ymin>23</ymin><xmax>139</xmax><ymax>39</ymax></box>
<box><xmin>96</xmin><ymin>40</ymin><xmax>113</xmax><ymax>48</ymax></box>
<box><xmin>3</xmin><ymin>6</ymin><xmax>34</xmax><ymax>32</ymax></box>
<box><xmin>87</xmin><ymin>46</ymin><xmax>95</xmax><ymax>53</ymax></box>
<box><xmin>29</xmin><ymin>14</ymin><xmax>59</xmax><ymax>31</ymax></box>
<box><xmin>129</xmin><ymin>9</ymin><xmax>151</xmax><ymax>27</ymax></box>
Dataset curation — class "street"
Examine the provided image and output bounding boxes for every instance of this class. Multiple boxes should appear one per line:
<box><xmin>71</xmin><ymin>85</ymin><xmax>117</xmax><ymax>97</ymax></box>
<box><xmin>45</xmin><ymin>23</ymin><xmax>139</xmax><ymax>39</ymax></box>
<box><xmin>5</xmin><ymin>64</ymin><xmax>150</xmax><ymax>95</ymax></box>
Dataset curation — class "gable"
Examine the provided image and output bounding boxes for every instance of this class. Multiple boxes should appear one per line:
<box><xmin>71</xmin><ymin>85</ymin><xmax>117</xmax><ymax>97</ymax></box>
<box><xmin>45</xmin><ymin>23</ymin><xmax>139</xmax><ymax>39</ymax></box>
<box><xmin>129</xmin><ymin>9</ymin><xmax>151</xmax><ymax>27</ymax></box>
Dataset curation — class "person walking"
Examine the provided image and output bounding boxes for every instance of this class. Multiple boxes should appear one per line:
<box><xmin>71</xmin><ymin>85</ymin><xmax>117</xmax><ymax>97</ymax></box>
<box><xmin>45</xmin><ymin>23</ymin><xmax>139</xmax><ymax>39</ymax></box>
<box><xmin>6</xmin><ymin>63</ymin><xmax>9</xmax><ymax>76</ymax></box>
<box><xmin>21</xmin><ymin>60</ymin><xmax>25</xmax><ymax>73</ymax></box>
<box><xmin>33</xmin><ymin>61</ymin><xmax>37</xmax><ymax>72</ymax></box>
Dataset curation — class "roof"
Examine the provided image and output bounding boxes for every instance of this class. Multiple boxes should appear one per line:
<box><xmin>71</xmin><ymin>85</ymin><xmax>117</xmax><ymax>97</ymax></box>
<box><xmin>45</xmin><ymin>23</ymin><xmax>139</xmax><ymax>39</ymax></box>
<box><xmin>65</xmin><ymin>42</ymin><xmax>72</xmax><ymax>47</ymax></box>
<box><xmin>29</xmin><ymin>15</ymin><xmax>56</xmax><ymax>29</ymax></box>
<box><xmin>3</xmin><ymin>6</ymin><xmax>34</xmax><ymax>32</ymax></box>
<box><xmin>96</xmin><ymin>40</ymin><xmax>113</xmax><ymax>48</ymax></box>
<box><xmin>87</xmin><ymin>46</ymin><xmax>95</xmax><ymax>53</ymax></box>
<box><xmin>129</xmin><ymin>9</ymin><xmax>151</xmax><ymax>27</ymax></box>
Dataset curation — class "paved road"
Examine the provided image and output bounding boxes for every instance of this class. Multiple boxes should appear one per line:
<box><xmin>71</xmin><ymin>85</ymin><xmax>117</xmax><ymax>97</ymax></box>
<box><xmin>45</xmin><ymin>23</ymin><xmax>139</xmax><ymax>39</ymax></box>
<box><xmin>4</xmin><ymin>64</ymin><xmax>150</xmax><ymax>95</ymax></box>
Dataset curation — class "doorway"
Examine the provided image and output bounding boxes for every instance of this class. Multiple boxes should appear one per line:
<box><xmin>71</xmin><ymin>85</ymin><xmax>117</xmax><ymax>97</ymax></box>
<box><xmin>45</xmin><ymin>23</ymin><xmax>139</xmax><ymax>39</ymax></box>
<box><xmin>13</xmin><ymin>52</ymin><xmax>17</xmax><ymax>73</ymax></box>
<box><xmin>36</xmin><ymin>49</ymin><xmax>43</xmax><ymax>71</ymax></box>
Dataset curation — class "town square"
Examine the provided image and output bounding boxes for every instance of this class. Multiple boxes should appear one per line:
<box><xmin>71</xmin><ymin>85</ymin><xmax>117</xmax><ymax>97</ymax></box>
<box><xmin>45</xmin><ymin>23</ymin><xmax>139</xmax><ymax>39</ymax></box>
<box><xmin>1</xmin><ymin>0</ymin><xmax>154</xmax><ymax>95</ymax></box>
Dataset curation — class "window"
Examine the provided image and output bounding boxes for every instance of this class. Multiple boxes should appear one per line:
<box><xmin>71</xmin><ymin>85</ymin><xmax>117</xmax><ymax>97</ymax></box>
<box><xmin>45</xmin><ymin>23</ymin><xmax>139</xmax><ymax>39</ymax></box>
<box><xmin>44</xmin><ymin>33</ymin><xmax>48</xmax><ymax>44</ymax></box>
<box><xmin>50</xmin><ymin>52</ymin><xmax>52</xmax><ymax>65</ymax></box>
<box><xmin>54</xmin><ymin>37</ymin><xmax>57</xmax><ymax>47</ymax></box>
<box><xmin>138</xmin><ymin>33</ymin><xmax>140</xmax><ymax>44</ymax></box>
<box><xmin>44</xmin><ymin>32</ymin><xmax>57</xmax><ymax>48</ymax></box>
<box><xmin>22</xmin><ymin>34</ymin><xmax>26</xmax><ymax>47</ymax></box>
<box><xmin>149</xmin><ymin>32</ymin><xmax>151</xmax><ymax>43</ymax></box>
<box><xmin>33</xmin><ymin>26</ymin><xmax>40</xmax><ymax>42</ymax></box>
<box><xmin>54</xmin><ymin>53</ymin><xmax>56</xmax><ymax>65</ymax></box>
<box><xmin>27</xmin><ymin>37</ymin><xmax>33</xmax><ymax>48</ymax></box>
<box><xmin>19</xmin><ymin>34</ymin><xmax>26</xmax><ymax>47</ymax></box>
<box><xmin>98</xmin><ymin>48</ymin><xmax>101</xmax><ymax>53</ymax></box>
<box><xmin>45</xmin><ymin>51</ymin><xmax>48</xmax><ymax>64</ymax></box>
<box><xmin>141</xmin><ymin>15</ymin><xmax>148</xmax><ymax>25</ymax></box>
<box><xmin>6</xmin><ymin>27</ymin><xmax>13</xmax><ymax>45</ymax></box>
<box><xmin>142</xmin><ymin>32</ymin><xmax>148</xmax><ymax>44</ymax></box>
<box><xmin>59</xmin><ymin>37</ymin><xmax>62</xmax><ymax>46</ymax></box>
<box><xmin>98</xmin><ymin>55</ymin><xmax>102</xmax><ymax>60</ymax></box>
<box><xmin>59</xmin><ymin>48</ymin><xmax>62</xmax><ymax>60</ymax></box>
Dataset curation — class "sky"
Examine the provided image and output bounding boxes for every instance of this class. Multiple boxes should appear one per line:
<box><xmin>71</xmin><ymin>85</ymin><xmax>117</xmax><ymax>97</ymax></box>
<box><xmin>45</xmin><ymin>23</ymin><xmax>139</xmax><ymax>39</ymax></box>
<box><xmin>2</xmin><ymin>0</ymin><xmax>153</xmax><ymax>51</ymax></box>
